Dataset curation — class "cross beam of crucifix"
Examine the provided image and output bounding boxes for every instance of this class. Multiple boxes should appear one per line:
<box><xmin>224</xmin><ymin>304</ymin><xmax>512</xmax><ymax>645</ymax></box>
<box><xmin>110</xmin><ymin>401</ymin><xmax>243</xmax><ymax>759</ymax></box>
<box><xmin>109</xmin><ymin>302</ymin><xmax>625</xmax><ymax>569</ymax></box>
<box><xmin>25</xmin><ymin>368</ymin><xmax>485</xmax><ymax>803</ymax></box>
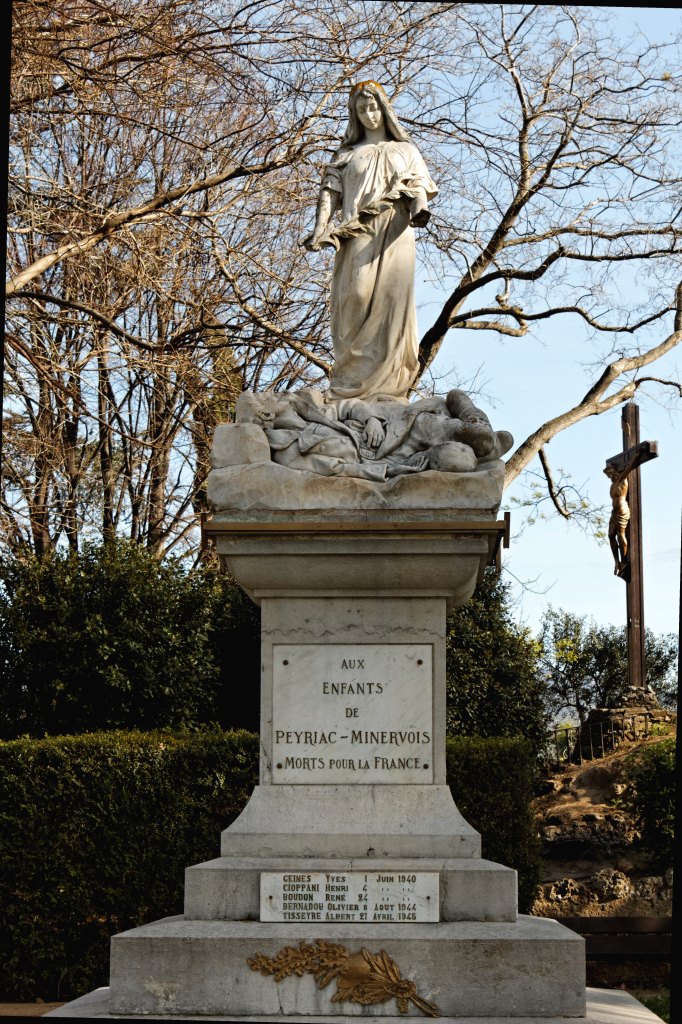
<box><xmin>603</xmin><ymin>403</ymin><xmax>659</xmax><ymax>693</ymax></box>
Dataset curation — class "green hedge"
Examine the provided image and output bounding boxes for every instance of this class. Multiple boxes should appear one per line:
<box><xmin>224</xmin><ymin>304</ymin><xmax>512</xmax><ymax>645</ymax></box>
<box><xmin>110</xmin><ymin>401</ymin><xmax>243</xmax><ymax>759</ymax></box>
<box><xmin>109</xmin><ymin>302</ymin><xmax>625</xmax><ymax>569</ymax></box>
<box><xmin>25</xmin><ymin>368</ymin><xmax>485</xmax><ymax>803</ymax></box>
<box><xmin>446</xmin><ymin>736</ymin><xmax>541</xmax><ymax>913</ymax></box>
<box><xmin>0</xmin><ymin>544</ymin><xmax>261</xmax><ymax>738</ymax></box>
<box><xmin>0</xmin><ymin>731</ymin><xmax>539</xmax><ymax>1000</ymax></box>
<box><xmin>0</xmin><ymin>729</ymin><xmax>259</xmax><ymax>1001</ymax></box>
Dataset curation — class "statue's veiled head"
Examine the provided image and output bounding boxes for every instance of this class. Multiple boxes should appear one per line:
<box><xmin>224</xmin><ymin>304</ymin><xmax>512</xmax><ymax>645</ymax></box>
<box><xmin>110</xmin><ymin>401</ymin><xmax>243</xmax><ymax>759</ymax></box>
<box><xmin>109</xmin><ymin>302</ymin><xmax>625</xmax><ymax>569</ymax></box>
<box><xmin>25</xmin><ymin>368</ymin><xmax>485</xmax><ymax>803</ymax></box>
<box><xmin>341</xmin><ymin>81</ymin><xmax>410</xmax><ymax>147</ymax></box>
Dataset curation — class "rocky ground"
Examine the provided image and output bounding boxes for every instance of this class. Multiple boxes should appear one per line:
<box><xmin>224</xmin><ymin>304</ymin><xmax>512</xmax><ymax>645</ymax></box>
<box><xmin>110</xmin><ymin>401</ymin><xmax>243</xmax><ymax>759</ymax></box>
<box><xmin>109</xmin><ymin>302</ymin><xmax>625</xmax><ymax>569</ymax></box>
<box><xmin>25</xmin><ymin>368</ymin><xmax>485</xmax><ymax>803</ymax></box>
<box><xmin>531</xmin><ymin>733</ymin><xmax>674</xmax><ymax>918</ymax></box>
<box><xmin>531</xmin><ymin>731</ymin><xmax>674</xmax><ymax>994</ymax></box>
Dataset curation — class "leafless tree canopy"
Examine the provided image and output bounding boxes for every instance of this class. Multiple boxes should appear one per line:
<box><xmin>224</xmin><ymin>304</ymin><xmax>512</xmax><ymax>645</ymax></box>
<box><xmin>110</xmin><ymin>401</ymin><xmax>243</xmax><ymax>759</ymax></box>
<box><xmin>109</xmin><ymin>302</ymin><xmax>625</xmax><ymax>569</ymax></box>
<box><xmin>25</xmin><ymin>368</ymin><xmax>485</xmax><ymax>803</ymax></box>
<box><xmin>5</xmin><ymin>2</ymin><xmax>682</xmax><ymax>555</ymax></box>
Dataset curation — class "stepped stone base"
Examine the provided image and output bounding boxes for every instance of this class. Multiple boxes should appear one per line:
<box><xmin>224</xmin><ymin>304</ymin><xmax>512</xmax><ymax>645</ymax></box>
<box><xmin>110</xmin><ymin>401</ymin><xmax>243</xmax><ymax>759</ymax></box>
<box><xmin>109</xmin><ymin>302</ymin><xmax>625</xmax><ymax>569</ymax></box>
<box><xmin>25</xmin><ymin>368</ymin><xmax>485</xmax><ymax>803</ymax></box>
<box><xmin>46</xmin><ymin>514</ymin><xmax>600</xmax><ymax>1022</ymax></box>
<box><xmin>106</xmin><ymin>916</ymin><xmax>584</xmax><ymax>1018</ymax></box>
<box><xmin>184</xmin><ymin>856</ymin><xmax>518</xmax><ymax>923</ymax></box>
<box><xmin>44</xmin><ymin>987</ymin><xmax>666</xmax><ymax>1021</ymax></box>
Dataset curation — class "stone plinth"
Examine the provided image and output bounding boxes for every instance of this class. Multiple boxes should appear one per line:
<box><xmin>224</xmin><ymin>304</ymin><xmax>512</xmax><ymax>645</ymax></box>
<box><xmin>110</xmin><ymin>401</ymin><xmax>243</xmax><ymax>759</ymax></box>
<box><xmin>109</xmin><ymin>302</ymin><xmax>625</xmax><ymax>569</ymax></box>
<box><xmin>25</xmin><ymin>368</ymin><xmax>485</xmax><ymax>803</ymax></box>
<box><xmin>205</xmin><ymin>517</ymin><xmax>503</xmax><ymax>612</ymax></box>
<box><xmin>45</xmin><ymin>987</ymin><xmax>667</xmax><ymax>1021</ymax></box>
<box><xmin>204</xmin><ymin>517</ymin><xmax>505</xmax><ymax>871</ymax></box>
<box><xmin>103</xmin><ymin>510</ymin><xmax>586</xmax><ymax>1019</ymax></box>
<box><xmin>206</xmin><ymin>439</ymin><xmax>506</xmax><ymax>514</ymax></box>
<box><xmin>218</xmin><ymin>785</ymin><xmax>480</xmax><ymax>859</ymax></box>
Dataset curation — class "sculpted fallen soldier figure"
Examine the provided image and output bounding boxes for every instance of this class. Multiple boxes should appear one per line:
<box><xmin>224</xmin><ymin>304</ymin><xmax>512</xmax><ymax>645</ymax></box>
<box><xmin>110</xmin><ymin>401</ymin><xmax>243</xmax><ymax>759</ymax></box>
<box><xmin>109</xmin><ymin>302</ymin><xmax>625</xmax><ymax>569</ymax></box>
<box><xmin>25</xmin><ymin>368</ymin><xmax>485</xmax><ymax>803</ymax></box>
<box><xmin>235</xmin><ymin>388</ymin><xmax>512</xmax><ymax>481</ymax></box>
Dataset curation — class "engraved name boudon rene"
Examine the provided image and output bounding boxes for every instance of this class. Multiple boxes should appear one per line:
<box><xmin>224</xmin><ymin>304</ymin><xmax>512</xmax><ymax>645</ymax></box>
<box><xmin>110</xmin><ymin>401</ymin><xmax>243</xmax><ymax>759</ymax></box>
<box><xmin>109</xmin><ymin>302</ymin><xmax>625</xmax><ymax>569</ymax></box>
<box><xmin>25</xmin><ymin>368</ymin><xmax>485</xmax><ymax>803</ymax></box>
<box><xmin>271</xmin><ymin>644</ymin><xmax>433</xmax><ymax>784</ymax></box>
<box><xmin>260</xmin><ymin>871</ymin><xmax>440</xmax><ymax>923</ymax></box>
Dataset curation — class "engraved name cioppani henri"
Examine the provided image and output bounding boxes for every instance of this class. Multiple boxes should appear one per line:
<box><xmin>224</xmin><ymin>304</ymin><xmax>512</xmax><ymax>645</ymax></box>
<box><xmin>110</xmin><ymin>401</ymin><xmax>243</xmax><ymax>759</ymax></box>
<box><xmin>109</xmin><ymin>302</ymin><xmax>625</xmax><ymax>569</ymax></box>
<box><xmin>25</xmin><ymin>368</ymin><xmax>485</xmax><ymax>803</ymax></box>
<box><xmin>271</xmin><ymin>644</ymin><xmax>433</xmax><ymax>784</ymax></box>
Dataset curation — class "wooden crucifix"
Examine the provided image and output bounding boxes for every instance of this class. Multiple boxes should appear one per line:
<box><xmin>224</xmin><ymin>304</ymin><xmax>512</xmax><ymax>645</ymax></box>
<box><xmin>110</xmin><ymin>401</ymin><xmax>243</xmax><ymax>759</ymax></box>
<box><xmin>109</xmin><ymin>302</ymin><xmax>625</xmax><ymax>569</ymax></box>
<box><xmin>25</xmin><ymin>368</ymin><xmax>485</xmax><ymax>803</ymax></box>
<box><xmin>604</xmin><ymin>403</ymin><xmax>658</xmax><ymax>693</ymax></box>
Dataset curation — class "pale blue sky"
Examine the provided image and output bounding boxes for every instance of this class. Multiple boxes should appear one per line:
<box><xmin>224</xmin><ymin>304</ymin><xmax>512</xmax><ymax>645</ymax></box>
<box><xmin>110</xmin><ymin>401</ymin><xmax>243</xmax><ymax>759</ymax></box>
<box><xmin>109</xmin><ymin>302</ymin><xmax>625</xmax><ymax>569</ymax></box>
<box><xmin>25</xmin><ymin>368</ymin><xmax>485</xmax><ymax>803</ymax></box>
<box><xmin>417</xmin><ymin>6</ymin><xmax>681</xmax><ymax>640</ymax></box>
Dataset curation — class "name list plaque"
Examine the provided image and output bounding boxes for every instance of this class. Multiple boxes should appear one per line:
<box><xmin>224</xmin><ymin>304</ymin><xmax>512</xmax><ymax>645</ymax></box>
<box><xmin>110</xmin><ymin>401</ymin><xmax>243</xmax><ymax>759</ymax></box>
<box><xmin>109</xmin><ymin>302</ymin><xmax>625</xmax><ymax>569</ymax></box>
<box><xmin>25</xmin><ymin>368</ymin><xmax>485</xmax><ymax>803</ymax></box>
<box><xmin>271</xmin><ymin>643</ymin><xmax>433</xmax><ymax>784</ymax></box>
<box><xmin>260</xmin><ymin>871</ymin><xmax>440</xmax><ymax>923</ymax></box>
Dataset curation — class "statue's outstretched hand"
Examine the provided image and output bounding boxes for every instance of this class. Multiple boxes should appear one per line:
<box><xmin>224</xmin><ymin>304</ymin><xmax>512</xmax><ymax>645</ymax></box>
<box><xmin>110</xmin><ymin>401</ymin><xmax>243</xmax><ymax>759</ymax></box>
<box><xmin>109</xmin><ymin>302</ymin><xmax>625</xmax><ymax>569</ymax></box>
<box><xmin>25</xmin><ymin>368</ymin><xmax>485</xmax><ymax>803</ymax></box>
<box><xmin>406</xmin><ymin>452</ymin><xmax>429</xmax><ymax>470</ymax></box>
<box><xmin>302</xmin><ymin>232</ymin><xmax>323</xmax><ymax>252</ymax></box>
<box><xmin>410</xmin><ymin>193</ymin><xmax>430</xmax><ymax>228</ymax></box>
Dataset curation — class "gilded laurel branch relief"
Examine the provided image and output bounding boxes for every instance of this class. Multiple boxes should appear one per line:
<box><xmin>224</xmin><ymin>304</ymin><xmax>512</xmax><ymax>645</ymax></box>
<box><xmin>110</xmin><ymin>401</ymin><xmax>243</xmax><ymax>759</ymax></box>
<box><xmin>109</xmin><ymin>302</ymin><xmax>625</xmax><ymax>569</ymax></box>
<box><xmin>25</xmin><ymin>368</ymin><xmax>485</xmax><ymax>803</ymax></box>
<box><xmin>247</xmin><ymin>939</ymin><xmax>440</xmax><ymax>1017</ymax></box>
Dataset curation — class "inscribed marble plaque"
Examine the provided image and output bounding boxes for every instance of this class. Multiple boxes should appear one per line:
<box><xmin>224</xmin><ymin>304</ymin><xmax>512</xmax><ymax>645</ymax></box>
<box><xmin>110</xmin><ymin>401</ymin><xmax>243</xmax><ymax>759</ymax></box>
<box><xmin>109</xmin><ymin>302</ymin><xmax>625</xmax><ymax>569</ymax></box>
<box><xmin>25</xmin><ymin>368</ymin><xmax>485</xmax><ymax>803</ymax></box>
<box><xmin>271</xmin><ymin>644</ymin><xmax>433</xmax><ymax>784</ymax></box>
<box><xmin>260</xmin><ymin>871</ymin><xmax>439</xmax><ymax>922</ymax></box>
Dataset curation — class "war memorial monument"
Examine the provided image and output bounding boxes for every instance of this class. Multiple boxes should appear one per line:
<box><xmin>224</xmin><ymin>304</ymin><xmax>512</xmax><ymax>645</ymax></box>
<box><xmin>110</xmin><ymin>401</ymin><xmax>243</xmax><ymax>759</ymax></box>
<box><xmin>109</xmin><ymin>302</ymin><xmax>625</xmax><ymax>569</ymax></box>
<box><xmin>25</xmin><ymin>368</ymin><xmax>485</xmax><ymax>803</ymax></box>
<box><xmin>49</xmin><ymin>82</ymin><xmax>662</xmax><ymax>1022</ymax></box>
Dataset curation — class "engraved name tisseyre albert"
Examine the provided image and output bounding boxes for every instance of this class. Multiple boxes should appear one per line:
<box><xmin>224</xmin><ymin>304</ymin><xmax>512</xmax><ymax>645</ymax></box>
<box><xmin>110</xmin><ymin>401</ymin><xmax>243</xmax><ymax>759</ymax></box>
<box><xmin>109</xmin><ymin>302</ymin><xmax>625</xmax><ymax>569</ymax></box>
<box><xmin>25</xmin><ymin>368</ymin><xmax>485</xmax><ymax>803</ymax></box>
<box><xmin>271</xmin><ymin>644</ymin><xmax>433</xmax><ymax>784</ymax></box>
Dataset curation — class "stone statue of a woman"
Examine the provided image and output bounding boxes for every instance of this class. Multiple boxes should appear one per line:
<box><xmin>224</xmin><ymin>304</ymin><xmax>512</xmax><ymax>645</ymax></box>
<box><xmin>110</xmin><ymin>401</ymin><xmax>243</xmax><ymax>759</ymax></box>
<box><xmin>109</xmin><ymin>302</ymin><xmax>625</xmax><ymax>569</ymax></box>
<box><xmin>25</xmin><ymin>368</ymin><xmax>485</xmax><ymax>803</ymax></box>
<box><xmin>303</xmin><ymin>81</ymin><xmax>437</xmax><ymax>402</ymax></box>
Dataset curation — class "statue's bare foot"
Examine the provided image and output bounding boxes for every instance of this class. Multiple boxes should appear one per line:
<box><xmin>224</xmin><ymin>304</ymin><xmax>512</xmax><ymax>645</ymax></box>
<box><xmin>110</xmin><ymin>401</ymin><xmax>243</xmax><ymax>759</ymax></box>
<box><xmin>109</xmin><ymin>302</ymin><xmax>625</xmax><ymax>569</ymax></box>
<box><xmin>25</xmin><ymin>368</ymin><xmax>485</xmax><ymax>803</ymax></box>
<box><xmin>478</xmin><ymin>430</ymin><xmax>514</xmax><ymax>463</ymax></box>
<box><xmin>459</xmin><ymin>421</ymin><xmax>495</xmax><ymax>458</ymax></box>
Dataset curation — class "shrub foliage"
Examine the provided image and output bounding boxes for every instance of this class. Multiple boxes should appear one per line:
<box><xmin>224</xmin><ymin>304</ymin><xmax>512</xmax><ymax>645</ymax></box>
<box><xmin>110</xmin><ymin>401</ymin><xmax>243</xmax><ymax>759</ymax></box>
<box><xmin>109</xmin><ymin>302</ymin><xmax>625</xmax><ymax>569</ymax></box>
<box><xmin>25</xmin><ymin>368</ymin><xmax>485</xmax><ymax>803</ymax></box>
<box><xmin>0</xmin><ymin>731</ymin><xmax>539</xmax><ymax>1000</ymax></box>
<box><xmin>446</xmin><ymin>570</ymin><xmax>548</xmax><ymax>759</ymax></box>
<box><xmin>0</xmin><ymin>543</ymin><xmax>260</xmax><ymax>737</ymax></box>
<box><xmin>539</xmin><ymin>608</ymin><xmax>678</xmax><ymax>723</ymax></box>
<box><xmin>0</xmin><ymin>729</ymin><xmax>259</xmax><ymax>1000</ymax></box>
<box><xmin>621</xmin><ymin>738</ymin><xmax>676</xmax><ymax>865</ymax></box>
<box><xmin>446</xmin><ymin>735</ymin><xmax>541</xmax><ymax>913</ymax></box>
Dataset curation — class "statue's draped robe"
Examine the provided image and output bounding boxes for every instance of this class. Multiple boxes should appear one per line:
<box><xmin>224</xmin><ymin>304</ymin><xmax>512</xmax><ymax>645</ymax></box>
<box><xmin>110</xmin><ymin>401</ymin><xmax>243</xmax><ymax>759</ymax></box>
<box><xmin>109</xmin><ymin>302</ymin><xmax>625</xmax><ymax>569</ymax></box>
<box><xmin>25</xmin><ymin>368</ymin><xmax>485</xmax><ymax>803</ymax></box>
<box><xmin>322</xmin><ymin>141</ymin><xmax>438</xmax><ymax>401</ymax></box>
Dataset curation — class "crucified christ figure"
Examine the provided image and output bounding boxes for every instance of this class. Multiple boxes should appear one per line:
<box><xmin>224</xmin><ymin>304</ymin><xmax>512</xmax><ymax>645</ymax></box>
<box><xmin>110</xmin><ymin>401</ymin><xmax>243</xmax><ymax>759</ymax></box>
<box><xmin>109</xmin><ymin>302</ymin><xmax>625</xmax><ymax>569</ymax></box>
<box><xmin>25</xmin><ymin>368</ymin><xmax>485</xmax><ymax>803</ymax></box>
<box><xmin>603</xmin><ymin>439</ymin><xmax>658</xmax><ymax>578</ymax></box>
<box><xmin>604</xmin><ymin>462</ymin><xmax>631</xmax><ymax>577</ymax></box>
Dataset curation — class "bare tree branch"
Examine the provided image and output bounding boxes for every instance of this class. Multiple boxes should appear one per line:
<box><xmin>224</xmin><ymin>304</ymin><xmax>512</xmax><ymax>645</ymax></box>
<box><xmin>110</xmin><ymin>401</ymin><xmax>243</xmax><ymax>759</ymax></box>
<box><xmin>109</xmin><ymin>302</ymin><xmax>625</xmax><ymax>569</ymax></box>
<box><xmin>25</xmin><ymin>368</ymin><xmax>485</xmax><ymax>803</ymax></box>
<box><xmin>538</xmin><ymin>448</ymin><xmax>571</xmax><ymax>520</ymax></box>
<box><xmin>505</xmin><ymin>283</ymin><xmax>682</xmax><ymax>485</ymax></box>
<box><xmin>6</xmin><ymin>156</ymin><xmax>295</xmax><ymax>296</ymax></box>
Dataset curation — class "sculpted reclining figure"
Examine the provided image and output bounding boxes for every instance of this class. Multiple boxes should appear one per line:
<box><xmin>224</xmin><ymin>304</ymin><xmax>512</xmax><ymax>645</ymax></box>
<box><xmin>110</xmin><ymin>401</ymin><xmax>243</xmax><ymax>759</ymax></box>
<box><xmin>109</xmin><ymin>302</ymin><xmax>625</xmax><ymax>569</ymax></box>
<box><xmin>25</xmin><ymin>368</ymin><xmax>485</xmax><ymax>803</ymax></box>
<box><xmin>235</xmin><ymin>388</ymin><xmax>513</xmax><ymax>482</ymax></box>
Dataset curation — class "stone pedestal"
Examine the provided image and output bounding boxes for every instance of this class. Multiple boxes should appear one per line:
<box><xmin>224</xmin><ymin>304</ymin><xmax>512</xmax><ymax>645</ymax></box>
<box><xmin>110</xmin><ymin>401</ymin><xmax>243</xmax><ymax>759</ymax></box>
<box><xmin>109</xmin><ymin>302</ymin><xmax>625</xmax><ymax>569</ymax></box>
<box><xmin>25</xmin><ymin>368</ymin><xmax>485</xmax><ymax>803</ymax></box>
<box><xmin>98</xmin><ymin>506</ymin><xmax>586</xmax><ymax>1020</ymax></box>
<box><xmin>47</xmin><ymin>441</ymin><xmax>596</xmax><ymax>1020</ymax></box>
